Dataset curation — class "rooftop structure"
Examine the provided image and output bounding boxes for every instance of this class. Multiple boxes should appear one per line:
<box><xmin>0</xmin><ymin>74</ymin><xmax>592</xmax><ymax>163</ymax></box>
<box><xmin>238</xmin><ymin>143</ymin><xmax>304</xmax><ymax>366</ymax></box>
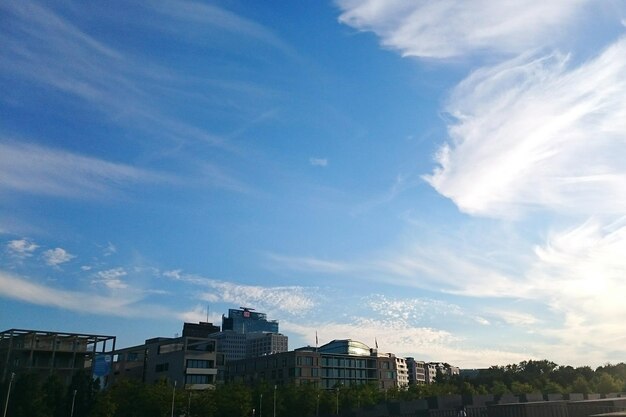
<box><xmin>0</xmin><ymin>328</ymin><xmax>116</xmax><ymax>385</ymax></box>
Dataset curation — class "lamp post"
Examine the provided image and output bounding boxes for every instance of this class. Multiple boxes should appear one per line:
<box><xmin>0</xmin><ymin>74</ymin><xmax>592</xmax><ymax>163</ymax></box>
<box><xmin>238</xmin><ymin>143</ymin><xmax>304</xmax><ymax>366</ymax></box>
<box><xmin>273</xmin><ymin>385</ymin><xmax>277</xmax><ymax>417</ymax></box>
<box><xmin>170</xmin><ymin>380</ymin><xmax>177</xmax><ymax>417</ymax></box>
<box><xmin>70</xmin><ymin>389</ymin><xmax>77</xmax><ymax>417</ymax></box>
<box><xmin>260</xmin><ymin>393</ymin><xmax>263</xmax><ymax>417</ymax></box>
<box><xmin>316</xmin><ymin>393</ymin><xmax>319</xmax><ymax>417</ymax></box>
<box><xmin>335</xmin><ymin>387</ymin><xmax>339</xmax><ymax>415</ymax></box>
<box><xmin>3</xmin><ymin>372</ymin><xmax>15</xmax><ymax>417</ymax></box>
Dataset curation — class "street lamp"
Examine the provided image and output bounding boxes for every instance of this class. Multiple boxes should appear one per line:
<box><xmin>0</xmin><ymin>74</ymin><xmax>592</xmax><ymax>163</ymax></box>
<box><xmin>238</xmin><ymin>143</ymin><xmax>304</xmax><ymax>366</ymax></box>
<box><xmin>273</xmin><ymin>385</ymin><xmax>277</xmax><ymax>417</ymax></box>
<box><xmin>260</xmin><ymin>393</ymin><xmax>263</xmax><ymax>417</ymax></box>
<box><xmin>70</xmin><ymin>389</ymin><xmax>77</xmax><ymax>417</ymax></box>
<box><xmin>2</xmin><ymin>372</ymin><xmax>15</xmax><ymax>417</ymax></box>
<box><xmin>170</xmin><ymin>380</ymin><xmax>177</xmax><ymax>417</ymax></box>
<box><xmin>316</xmin><ymin>393</ymin><xmax>319</xmax><ymax>417</ymax></box>
<box><xmin>335</xmin><ymin>387</ymin><xmax>339</xmax><ymax>415</ymax></box>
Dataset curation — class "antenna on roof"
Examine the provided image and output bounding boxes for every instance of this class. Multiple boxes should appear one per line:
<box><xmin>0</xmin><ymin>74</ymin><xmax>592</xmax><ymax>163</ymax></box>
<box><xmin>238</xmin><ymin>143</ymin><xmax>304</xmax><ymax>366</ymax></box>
<box><xmin>206</xmin><ymin>304</ymin><xmax>210</xmax><ymax>322</ymax></box>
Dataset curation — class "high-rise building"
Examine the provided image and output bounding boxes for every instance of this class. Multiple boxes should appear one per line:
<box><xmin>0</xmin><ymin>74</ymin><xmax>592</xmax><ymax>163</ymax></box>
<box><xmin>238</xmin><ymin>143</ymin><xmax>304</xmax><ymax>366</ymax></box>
<box><xmin>221</xmin><ymin>307</ymin><xmax>279</xmax><ymax>334</ymax></box>
<box><xmin>214</xmin><ymin>307</ymin><xmax>286</xmax><ymax>363</ymax></box>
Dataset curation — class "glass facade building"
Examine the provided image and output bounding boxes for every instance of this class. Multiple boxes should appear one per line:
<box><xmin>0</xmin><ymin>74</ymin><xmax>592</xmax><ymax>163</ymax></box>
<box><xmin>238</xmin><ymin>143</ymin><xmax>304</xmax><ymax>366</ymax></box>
<box><xmin>221</xmin><ymin>308</ymin><xmax>279</xmax><ymax>334</ymax></box>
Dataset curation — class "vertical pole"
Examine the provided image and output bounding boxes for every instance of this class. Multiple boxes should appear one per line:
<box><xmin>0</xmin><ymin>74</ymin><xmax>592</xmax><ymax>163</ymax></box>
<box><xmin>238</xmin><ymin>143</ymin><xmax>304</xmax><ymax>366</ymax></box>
<box><xmin>273</xmin><ymin>385</ymin><xmax>276</xmax><ymax>417</ymax></box>
<box><xmin>316</xmin><ymin>393</ymin><xmax>319</xmax><ymax>417</ymax></box>
<box><xmin>171</xmin><ymin>380</ymin><xmax>177</xmax><ymax>417</ymax></box>
<box><xmin>336</xmin><ymin>387</ymin><xmax>339</xmax><ymax>415</ymax></box>
<box><xmin>3</xmin><ymin>372</ymin><xmax>15</xmax><ymax>417</ymax></box>
<box><xmin>187</xmin><ymin>391</ymin><xmax>191</xmax><ymax>417</ymax></box>
<box><xmin>70</xmin><ymin>389</ymin><xmax>77</xmax><ymax>417</ymax></box>
<box><xmin>260</xmin><ymin>393</ymin><xmax>263</xmax><ymax>417</ymax></box>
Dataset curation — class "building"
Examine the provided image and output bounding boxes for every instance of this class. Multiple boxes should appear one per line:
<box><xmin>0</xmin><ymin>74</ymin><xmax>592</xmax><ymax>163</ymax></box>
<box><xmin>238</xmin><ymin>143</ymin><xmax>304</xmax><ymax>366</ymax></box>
<box><xmin>406</xmin><ymin>357</ymin><xmax>426</xmax><ymax>385</ymax></box>
<box><xmin>112</xmin><ymin>328</ymin><xmax>223</xmax><ymax>390</ymax></box>
<box><xmin>214</xmin><ymin>308</ymin><xmax>286</xmax><ymax>362</ymax></box>
<box><xmin>221</xmin><ymin>307</ymin><xmax>279</xmax><ymax>334</ymax></box>
<box><xmin>212</xmin><ymin>330</ymin><xmax>288</xmax><ymax>362</ymax></box>
<box><xmin>246</xmin><ymin>332</ymin><xmax>288</xmax><ymax>358</ymax></box>
<box><xmin>182</xmin><ymin>322</ymin><xmax>220</xmax><ymax>338</ymax></box>
<box><xmin>393</xmin><ymin>356</ymin><xmax>409</xmax><ymax>388</ymax></box>
<box><xmin>227</xmin><ymin>339</ymin><xmax>400</xmax><ymax>390</ymax></box>
<box><xmin>424</xmin><ymin>362</ymin><xmax>460</xmax><ymax>383</ymax></box>
<box><xmin>0</xmin><ymin>328</ymin><xmax>116</xmax><ymax>385</ymax></box>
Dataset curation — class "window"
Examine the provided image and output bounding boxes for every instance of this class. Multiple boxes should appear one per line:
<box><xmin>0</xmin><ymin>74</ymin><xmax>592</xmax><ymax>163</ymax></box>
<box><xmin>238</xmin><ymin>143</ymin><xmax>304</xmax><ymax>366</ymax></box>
<box><xmin>186</xmin><ymin>359</ymin><xmax>214</xmax><ymax>369</ymax></box>
<box><xmin>155</xmin><ymin>363</ymin><xmax>169</xmax><ymax>372</ymax></box>
<box><xmin>185</xmin><ymin>374</ymin><xmax>212</xmax><ymax>384</ymax></box>
<box><xmin>158</xmin><ymin>343</ymin><xmax>183</xmax><ymax>354</ymax></box>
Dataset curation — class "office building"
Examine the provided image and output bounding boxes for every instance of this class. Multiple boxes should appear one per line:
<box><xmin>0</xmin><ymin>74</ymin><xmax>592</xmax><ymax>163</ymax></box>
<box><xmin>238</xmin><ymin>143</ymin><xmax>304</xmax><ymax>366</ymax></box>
<box><xmin>221</xmin><ymin>307</ymin><xmax>279</xmax><ymax>334</ymax></box>
<box><xmin>406</xmin><ymin>357</ymin><xmax>427</xmax><ymax>385</ymax></box>
<box><xmin>182</xmin><ymin>321</ymin><xmax>220</xmax><ymax>338</ymax></box>
<box><xmin>112</xmin><ymin>327</ymin><xmax>223</xmax><ymax>390</ymax></box>
<box><xmin>227</xmin><ymin>339</ymin><xmax>399</xmax><ymax>390</ymax></box>
<box><xmin>0</xmin><ymin>328</ymin><xmax>116</xmax><ymax>385</ymax></box>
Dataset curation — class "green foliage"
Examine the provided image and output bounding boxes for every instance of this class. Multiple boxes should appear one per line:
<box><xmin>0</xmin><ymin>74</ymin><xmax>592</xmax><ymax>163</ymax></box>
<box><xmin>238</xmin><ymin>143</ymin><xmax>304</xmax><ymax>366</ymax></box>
<box><xmin>593</xmin><ymin>373</ymin><xmax>623</xmax><ymax>394</ymax></box>
<box><xmin>5</xmin><ymin>360</ymin><xmax>626</xmax><ymax>417</ymax></box>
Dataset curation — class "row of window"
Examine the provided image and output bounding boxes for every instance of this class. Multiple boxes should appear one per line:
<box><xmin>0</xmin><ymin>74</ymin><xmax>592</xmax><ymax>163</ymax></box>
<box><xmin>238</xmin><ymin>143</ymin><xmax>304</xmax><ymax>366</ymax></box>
<box><xmin>320</xmin><ymin>357</ymin><xmax>376</xmax><ymax>368</ymax></box>
<box><xmin>185</xmin><ymin>374</ymin><xmax>214</xmax><ymax>384</ymax></box>
<box><xmin>186</xmin><ymin>359</ymin><xmax>214</xmax><ymax>369</ymax></box>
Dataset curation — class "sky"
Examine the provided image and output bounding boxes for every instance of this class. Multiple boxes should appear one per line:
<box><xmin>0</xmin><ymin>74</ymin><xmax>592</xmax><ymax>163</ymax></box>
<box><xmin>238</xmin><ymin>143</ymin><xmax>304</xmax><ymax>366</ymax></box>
<box><xmin>1</xmin><ymin>0</ymin><xmax>626</xmax><ymax>369</ymax></box>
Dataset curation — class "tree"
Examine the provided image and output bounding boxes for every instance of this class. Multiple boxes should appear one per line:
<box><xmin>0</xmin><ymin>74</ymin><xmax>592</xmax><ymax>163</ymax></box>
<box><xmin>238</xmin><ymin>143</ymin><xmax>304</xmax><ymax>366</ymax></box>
<box><xmin>569</xmin><ymin>376</ymin><xmax>592</xmax><ymax>394</ymax></box>
<box><xmin>594</xmin><ymin>373</ymin><xmax>623</xmax><ymax>394</ymax></box>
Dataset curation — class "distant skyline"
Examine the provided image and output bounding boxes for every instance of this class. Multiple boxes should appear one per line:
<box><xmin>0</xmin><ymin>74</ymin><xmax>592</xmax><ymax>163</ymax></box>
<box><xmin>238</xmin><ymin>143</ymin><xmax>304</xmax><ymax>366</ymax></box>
<box><xmin>1</xmin><ymin>1</ymin><xmax>626</xmax><ymax>368</ymax></box>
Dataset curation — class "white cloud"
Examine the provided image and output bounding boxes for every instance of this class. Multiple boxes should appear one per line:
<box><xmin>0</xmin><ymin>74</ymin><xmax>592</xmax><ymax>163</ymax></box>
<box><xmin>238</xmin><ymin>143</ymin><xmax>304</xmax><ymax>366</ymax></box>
<box><xmin>309</xmin><ymin>157</ymin><xmax>328</xmax><ymax>167</ymax></box>
<box><xmin>0</xmin><ymin>141</ymin><xmax>172</xmax><ymax>199</ymax></box>
<box><xmin>282</xmin><ymin>318</ymin><xmax>524</xmax><ymax>368</ymax></box>
<box><xmin>367</xmin><ymin>294</ymin><xmax>490</xmax><ymax>326</ymax></box>
<box><xmin>424</xmin><ymin>38</ymin><xmax>626</xmax><ymax>218</ymax></box>
<box><xmin>92</xmin><ymin>267</ymin><xmax>128</xmax><ymax>289</ymax></box>
<box><xmin>43</xmin><ymin>247</ymin><xmax>75</xmax><ymax>266</ymax></box>
<box><xmin>522</xmin><ymin>218</ymin><xmax>626</xmax><ymax>364</ymax></box>
<box><xmin>6</xmin><ymin>239</ymin><xmax>39</xmax><ymax>258</ymax></box>
<box><xmin>337</xmin><ymin>0</ymin><xmax>588</xmax><ymax>59</ymax></box>
<box><xmin>494</xmin><ymin>310</ymin><xmax>540</xmax><ymax>327</ymax></box>
<box><xmin>266</xmin><ymin>253</ymin><xmax>352</xmax><ymax>274</ymax></box>
<box><xmin>103</xmin><ymin>242</ymin><xmax>117</xmax><ymax>256</ymax></box>
<box><xmin>163</xmin><ymin>270</ymin><xmax>316</xmax><ymax>315</ymax></box>
<box><xmin>0</xmin><ymin>269</ymin><xmax>171</xmax><ymax>318</ymax></box>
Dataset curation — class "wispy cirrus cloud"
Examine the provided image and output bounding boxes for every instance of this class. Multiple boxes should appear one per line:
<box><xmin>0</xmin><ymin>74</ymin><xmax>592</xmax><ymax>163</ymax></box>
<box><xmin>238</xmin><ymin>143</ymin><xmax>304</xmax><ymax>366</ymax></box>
<box><xmin>309</xmin><ymin>157</ymin><xmax>328</xmax><ymax>167</ymax></box>
<box><xmin>43</xmin><ymin>247</ymin><xmax>75</xmax><ymax>267</ymax></box>
<box><xmin>0</xmin><ymin>141</ymin><xmax>172</xmax><ymax>199</ymax></box>
<box><xmin>0</xmin><ymin>270</ymin><xmax>173</xmax><ymax>318</ymax></box>
<box><xmin>425</xmin><ymin>38</ymin><xmax>626</xmax><ymax>218</ymax></box>
<box><xmin>337</xmin><ymin>0</ymin><xmax>589</xmax><ymax>59</ymax></box>
<box><xmin>151</xmin><ymin>0</ymin><xmax>295</xmax><ymax>55</ymax></box>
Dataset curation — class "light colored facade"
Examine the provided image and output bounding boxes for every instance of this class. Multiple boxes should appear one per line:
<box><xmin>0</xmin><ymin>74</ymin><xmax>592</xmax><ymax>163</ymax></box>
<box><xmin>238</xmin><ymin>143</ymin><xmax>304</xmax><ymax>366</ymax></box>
<box><xmin>424</xmin><ymin>362</ymin><xmax>460</xmax><ymax>383</ymax></box>
<box><xmin>406</xmin><ymin>357</ymin><xmax>426</xmax><ymax>385</ymax></box>
<box><xmin>246</xmin><ymin>332</ymin><xmax>288</xmax><ymax>358</ymax></box>
<box><xmin>212</xmin><ymin>330</ymin><xmax>288</xmax><ymax>362</ymax></box>
<box><xmin>394</xmin><ymin>356</ymin><xmax>409</xmax><ymax>388</ymax></box>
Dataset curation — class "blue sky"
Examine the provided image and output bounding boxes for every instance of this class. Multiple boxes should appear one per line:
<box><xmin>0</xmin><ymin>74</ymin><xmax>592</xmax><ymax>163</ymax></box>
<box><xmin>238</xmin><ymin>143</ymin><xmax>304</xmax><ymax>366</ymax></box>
<box><xmin>2</xmin><ymin>0</ymin><xmax>626</xmax><ymax>368</ymax></box>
